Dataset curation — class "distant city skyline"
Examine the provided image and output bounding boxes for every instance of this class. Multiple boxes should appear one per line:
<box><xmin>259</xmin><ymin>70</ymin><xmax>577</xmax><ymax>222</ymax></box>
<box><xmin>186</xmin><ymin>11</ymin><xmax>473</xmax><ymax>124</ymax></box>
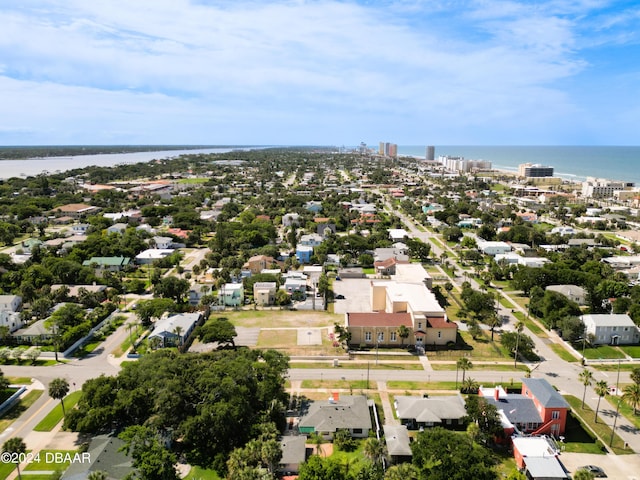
<box><xmin>1</xmin><ymin>1</ymin><xmax>639</xmax><ymax>146</ymax></box>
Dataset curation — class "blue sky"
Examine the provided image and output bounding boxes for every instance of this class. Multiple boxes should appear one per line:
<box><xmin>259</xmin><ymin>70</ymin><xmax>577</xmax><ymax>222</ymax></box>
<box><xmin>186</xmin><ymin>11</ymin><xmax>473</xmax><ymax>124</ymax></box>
<box><xmin>1</xmin><ymin>0</ymin><xmax>639</xmax><ymax>146</ymax></box>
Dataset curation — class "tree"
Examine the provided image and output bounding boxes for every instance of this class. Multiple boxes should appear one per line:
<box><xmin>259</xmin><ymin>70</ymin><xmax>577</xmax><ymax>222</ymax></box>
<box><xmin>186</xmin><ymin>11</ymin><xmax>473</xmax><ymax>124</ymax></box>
<box><xmin>461</xmin><ymin>377</ymin><xmax>480</xmax><ymax>394</ymax></box>
<box><xmin>630</xmin><ymin>366</ymin><xmax>640</xmax><ymax>386</ymax></box>
<box><xmin>513</xmin><ymin>320</ymin><xmax>524</xmax><ymax>367</ymax></box>
<box><xmin>572</xmin><ymin>469</ymin><xmax>596</xmax><ymax>480</ymax></box>
<box><xmin>622</xmin><ymin>383</ymin><xmax>640</xmax><ymax>415</ymax></box>
<box><xmin>501</xmin><ymin>331</ymin><xmax>535</xmax><ymax>360</ymax></box>
<box><xmin>363</xmin><ymin>437</ymin><xmax>386</xmax><ymax>466</ymax></box>
<box><xmin>456</xmin><ymin>357</ymin><xmax>473</xmax><ymax>389</ymax></box>
<box><xmin>411</xmin><ymin>427</ymin><xmax>496</xmax><ymax>480</ymax></box>
<box><xmin>384</xmin><ymin>463</ymin><xmax>419</xmax><ymax>480</ymax></box>
<box><xmin>579</xmin><ymin>369</ymin><xmax>594</xmax><ymax>409</ymax></box>
<box><xmin>397</xmin><ymin>324</ymin><xmax>410</xmax><ymax>347</ymax></box>
<box><xmin>87</xmin><ymin>472</ymin><xmax>108</xmax><ymax>480</ymax></box>
<box><xmin>2</xmin><ymin>437</ymin><xmax>27</xmax><ymax>480</ymax></box>
<box><xmin>119</xmin><ymin>425</ymin><xmax>179</xmax><ymax>480</ymax></box>
<box><xmin>298</xmin><ymin>455</ymin><xmax>345</xmax><ymax>480</ymax></box>
<box><xmin>594</xmin><ymin>380</ymin><xmax>608</xmax><ymax>423</ymax></box>
<box><xmin>25</xmin><ymin>348</ymin><xmax>41</xmax><ymax>365</ymax></box>
<box><xmin>464</xmin><ymin>395</ymin><xmax>503</xmax><ymax>444</ymax></box>
<box><xmin>153</xmin><ymin>276</ymin><xmax>190</xmax><ymax>303</ymax></box>
<box><xmin>197</xmin><ymin>318</ymin><xmax>237</xmax><ymax>348</ymax></box>
<box><xmin>49</xmin><ymin>378</ymin><xmax>70</xmax><ymax>417</ymax></box>
<box><xmin>135</xmin><ymin>298</ymin><xmax>176</xmax><ymax>327</ymax></box>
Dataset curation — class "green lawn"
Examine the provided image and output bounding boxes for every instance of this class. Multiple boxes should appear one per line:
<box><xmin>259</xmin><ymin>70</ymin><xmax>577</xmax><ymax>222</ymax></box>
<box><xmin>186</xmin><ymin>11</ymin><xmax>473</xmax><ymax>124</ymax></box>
<box><xmin>619</xmin><ymin>345</ymin><xmax>640</xmax><ymax>358</ymax></box>
<box><xmin>24</xmin><ymin>450</ymin><xmax>75</xmax><ymax>471</ymax></box>
<box><xmin>582</xmin><ymin>345</ymin><xmax>627</xmax><ymax>360</ymax></box>
<box><xmin>564</xmin><ymin>395</ymin><xmax>630</xmax><ymax>454</ymax></box>
<box><xmin>0</xmin><ymin>389</ymin><xmax>43</xmax><ymax>432</ymax></box>
<box><xmin>301</xmin><ymin>380</ymin><xmax>371</xmax><ymax>390</ymax></box>
<box><xmin>33</xmin><ymin>390</ymin><xmax>82</xmax><ymax>432</ymax></box>
<box><xmin>430</xmin><ymin>363</ymin><xmax>529</xmax><ymax>373</ymax></box>
<box><xmin>112</xmin><ymin>324</ymin><xmax>146</xmax><ymax>357</ymax></box>
<box><xmin>183</xmin><ymin>466</ymin><xmax>222</xmax><ymax>480</ymax></box>
<box><xmin>7</xmin><ymin>377</ymin><xmax>33</xmax><ymax>384</ymax></box>
<box><xmin>549</xmin><ymin>343</ymin><xmax>579</xmax><ymax>362</ymax></box>
<box><xmin>291</xmin><ymin>362</ymin><xmax>424</xmax><ymax>370</ymax></box>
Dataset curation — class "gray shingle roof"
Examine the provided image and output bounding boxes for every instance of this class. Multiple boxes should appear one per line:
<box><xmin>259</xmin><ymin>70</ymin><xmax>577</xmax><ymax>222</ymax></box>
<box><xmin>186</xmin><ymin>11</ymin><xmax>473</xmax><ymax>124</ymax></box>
<box><xmin>485</xmin><ymin>395</ymin><xmax>543</xmax><ymax>424</ymax></box>
<box><xmin>522</xmin><ymin>378</ymin><xmax>570</xmax><ymax>409</ymax></box>
<box><xmin>298</xmin><ymin>395</ymin><xmax>372</xmax><ymax>433</ymax></box>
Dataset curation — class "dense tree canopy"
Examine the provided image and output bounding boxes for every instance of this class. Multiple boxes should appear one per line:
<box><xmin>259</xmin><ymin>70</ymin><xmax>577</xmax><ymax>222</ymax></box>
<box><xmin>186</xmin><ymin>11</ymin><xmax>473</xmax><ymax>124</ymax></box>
<box><xmin>65</xmin><ymin>349</ymin><xmax>289</xmax><ymax>472</ymax></box>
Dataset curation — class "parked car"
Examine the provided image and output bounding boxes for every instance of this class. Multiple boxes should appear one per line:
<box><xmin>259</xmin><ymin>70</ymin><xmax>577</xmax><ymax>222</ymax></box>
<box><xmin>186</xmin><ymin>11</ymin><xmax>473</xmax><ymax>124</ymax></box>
<box><xmin>577</xmin><ymin>465</ymin><xmax>606</xmax><ymax>477</ymax></box>
<box><xmin>335</xmin><ymin>294</ymin><xmax>345</xmax><ymax>300</ymax></box>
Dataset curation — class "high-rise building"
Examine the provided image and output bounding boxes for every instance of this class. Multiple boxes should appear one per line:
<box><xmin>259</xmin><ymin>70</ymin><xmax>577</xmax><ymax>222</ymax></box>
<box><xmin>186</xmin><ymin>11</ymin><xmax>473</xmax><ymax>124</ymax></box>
<box><xmin>426</xmin><ymin>146</ymin><xmax>435</xmax><ymax>161</ymax></box>
<box><xmin>388</xmin><ymin>143</ymin><xmax>397</xmax><ymax>158</ymax></box>
<box><xmin>518</xmin><ymin>163</ymin><xmax>554</xmax><ymax>178</ymax></box>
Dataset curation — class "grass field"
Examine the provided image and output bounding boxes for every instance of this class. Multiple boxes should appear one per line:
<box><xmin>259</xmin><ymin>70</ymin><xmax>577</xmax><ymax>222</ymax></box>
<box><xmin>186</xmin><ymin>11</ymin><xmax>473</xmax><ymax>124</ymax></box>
<box><xmin>257</xmin><ymin>329</ymin><xmax>298</xmax><ymax>348</ymax></box>
<box><xmin>619</xmin><ymin>345</ymin><xmax>640</xmax><ymax>358</ymax></box>
<box><xmin>7</xmin><ymin>377</ymin><xmax>33</xmax><ymax>385</ymax></box>
<box><xmin>220</xmin><ymin>310</ymin><xmax>340</xmax><ymax>328</ymax></box>
<box><xmin>430</xmin><ymin>363</ymin><xmax>529</xmax><ymax>373</ymax></box>
<box><xmin>33</xmin><ymin>390</ymin><xmax>82</xmax><ymax>432</ymax></box>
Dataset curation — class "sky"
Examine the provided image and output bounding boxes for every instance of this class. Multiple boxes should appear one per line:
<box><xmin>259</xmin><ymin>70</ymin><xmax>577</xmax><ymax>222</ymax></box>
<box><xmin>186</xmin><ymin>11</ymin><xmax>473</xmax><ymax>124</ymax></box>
<box><xmin>1</xmin><ymin>0</ymin><xmax>639</xmax><ymax>146</ymax></box>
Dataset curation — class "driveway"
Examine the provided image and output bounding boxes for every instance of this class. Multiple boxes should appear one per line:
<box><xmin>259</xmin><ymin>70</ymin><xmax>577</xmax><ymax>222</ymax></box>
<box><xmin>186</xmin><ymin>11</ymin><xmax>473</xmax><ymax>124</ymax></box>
<box><xmin>559</xmin><ymin>452</ymin><xmax>640</xmax><ymax>480</ymax></box>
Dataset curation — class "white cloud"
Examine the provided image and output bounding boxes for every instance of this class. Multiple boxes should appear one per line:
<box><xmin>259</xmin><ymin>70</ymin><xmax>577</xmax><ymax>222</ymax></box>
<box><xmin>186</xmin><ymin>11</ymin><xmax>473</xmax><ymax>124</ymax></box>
<box><xmin>0</xmin><ymin>0</ymin><xmax>637</xmax><ymax>144</ymax></box>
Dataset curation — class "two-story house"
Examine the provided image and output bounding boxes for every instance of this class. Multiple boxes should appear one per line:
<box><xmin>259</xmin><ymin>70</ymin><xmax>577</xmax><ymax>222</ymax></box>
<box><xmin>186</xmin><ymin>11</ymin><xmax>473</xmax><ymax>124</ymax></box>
<box><xmin>581</xmin><ymin>314</ymin><xmax>640</xmax><ymax>345</ymax></box>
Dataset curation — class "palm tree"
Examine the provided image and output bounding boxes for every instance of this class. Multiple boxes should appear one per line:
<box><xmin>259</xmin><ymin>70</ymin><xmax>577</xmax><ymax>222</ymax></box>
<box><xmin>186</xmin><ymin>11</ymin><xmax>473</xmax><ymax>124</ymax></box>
<box><xmin>48</xmin><ymin>377</ymin><xmax>70</xmax><ymax>417</ymax></box>
<box><xmin>594</xmin><ymin>380</ymin><xmax>609</xmax><ymax>423</ymax></box>
<box><xmin>309</xmin><ymin>432</ymin><xmax>324</xmax><ymax>456</ymax></box>
<box><xmin>2</xmin><ymin>437</ymin><xmax>27</xmax><ymax>480</ymax></box>
<box><xmin>384</xmin><ymin>462</ymin><xmax>419</xmax><ymax>480</ymax></box>
<box><xmin>456</xmin><ymin>357</ymin><xmax>473</xmax><ymax>389</ymax></box>
<box><xmin>579</xmin><ymin>369</ymin><xmax>593</xmax><ymax>409</ymax></box>
<box><xmin>87</xmin><ymin>472</ymin><xmax>108</xmax><ymax>480</ymax></box>
<box><xmin>461</xmin><ymin>377</ymin><xmax>480</xmax><ymax>394</ymax></box>
<box><xmin>397</xmin><ymin>325</ymin><xmax>410</xmax><ymax>347</ymax></box>
<box><xmin>363</xmin><ymin>437</ymin><xmax>386</xmax><ymax>466</ymax></box>
<box><xmin>513</xmin><ymin>320</ymin><xmax>525</xmax><ymax>367</ymax></box>
<box><xmin>173</xmin><ymin>326</ymin><xmax>184</xmax><ymax>347</ymax></box>
<box><xmin>622</xmin><ymin>383</ymin><xmax>640</xmax><ymax>415</ymax></box>
<box><xmin>572</xmin><ymin>469</ymin><xmax>596</xmax><ymax>480</ymax></box>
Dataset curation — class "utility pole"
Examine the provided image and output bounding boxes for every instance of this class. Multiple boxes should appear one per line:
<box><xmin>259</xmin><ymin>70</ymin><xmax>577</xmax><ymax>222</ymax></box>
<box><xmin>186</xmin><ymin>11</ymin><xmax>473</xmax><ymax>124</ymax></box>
<box><xmin>609</xmin><ymin>359</ymin><xmax>622</xmax><ymax>447</ymax></box>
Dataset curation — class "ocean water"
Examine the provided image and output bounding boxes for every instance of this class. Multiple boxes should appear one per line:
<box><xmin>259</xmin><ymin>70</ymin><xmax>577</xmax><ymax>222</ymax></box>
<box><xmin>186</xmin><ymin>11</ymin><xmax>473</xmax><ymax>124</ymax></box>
<box><xmin>399</xmin><ymin>145</ymin><xmax>640</xmax><ymax>184</ymax></box>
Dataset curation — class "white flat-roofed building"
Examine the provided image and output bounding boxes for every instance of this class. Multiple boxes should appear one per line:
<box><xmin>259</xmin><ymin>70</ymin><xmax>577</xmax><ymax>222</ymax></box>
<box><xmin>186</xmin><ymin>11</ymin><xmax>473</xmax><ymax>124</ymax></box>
<box><xmin>135</xmin><ymin>249</ymin><xmax>174</xmax><ymax>265</ymax></box>
<box><xmin>0</xmin><ymin>295</ymin><xmax>23</xmax><ymax>332</ymax></box>
<box><xmin>518</xmin><ymin>163</ymin><xmax>554</xmax><ymax>178</ymax></box>
<box><xmin>582</xmin><ymin>177</ymin><xmax>635</xmax><ymax>199</ymax></box>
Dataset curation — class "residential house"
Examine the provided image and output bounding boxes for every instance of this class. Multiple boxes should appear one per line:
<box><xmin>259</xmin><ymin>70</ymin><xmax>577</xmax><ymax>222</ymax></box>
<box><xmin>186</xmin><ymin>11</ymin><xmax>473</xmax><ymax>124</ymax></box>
<box><xmin>388</xmin><ymin>228</ymin><xmax>408</xmax><ymax>242</ymax></box>
<box><xmin>394</xmin><ymin>395</ymin><xmax>467</xmax><ymax>430</ymax></box>
<box><xmin>305</xmin><ymin>201</ymin><xmax>323</xmax><ymax>213</ymax></box>
<box><xmin>152</xmin><ymin>236</ymin><xmax>174</xmax><ymax>249</ymax></box>
<box><xmin>51</xmin><ymin>203</ymin><xmax>100</xmax><ymax>219</ymax></box>
<box><xmin>298</xmin><ymin>393</ymin><xmax>372</xmax><ymax>439</ymax></box>
<box><xmin>107</xmin><ymin>223</ymin><xmax>128</xmax><ymax>234</ymax></box>
<box><xmin>243</xmin><ymin>255</ymin><xmax>276</xmax><ymax>275</ymax></box>
<box><xmin>148</xmin><ymin>312</ymin><xmax>201</xmax><ymax>347</ymax></box>
<box><xmin>0</xmin><ymin>295</ymin><xmax>23</xmax><ymax>332</ymax></box>
<box><xmin>296</xmin><ymin>245</ymin><xmax>313</xmax><ymax>264</ymax></box>
<box><xmin>383</xmin><ymin>425</ymin><xmax>412</xmax><ymax>465</ymax></box>
<box><xmin>282</xmin><ymin>213</ymin><xmax>301</xmax><ymax>227</ymax></box>
<box><xmin>188</xmin><ymin>283</ymin><xmax>213</xmax><ymax>306</ymax></box>
<box><xmin>61</xmin><ymin>434</ymin><xmax>133</xmax><ymax>480</ymax></box>
<box><xmin>477</xmin><ymin>240</ymin><xmax>512</xmax><ymax>256</ymax></box>
<box><xmin>71</xmin><ymin>223</ymin><xmax>90</xmax><ymax>235</ymax></box>
<box><xmin>299</xmin><ymin>233</ymin><xmax>324</xmax><ymax>247</ymax></box>
<box><xmin>581</xmin><ymin>314</ymin><xmax>640</xmax><ymax>346</ymax></box>
<box><xmin>219</xmin><ymin>283</ymin><xmax>244</xmax><ymax>307</ymax></box>
<box><xmin>374</xmin><ymin>257</ymin><xmax>401</xmax><ymax>276</ymax></box>
<box><xmin>480</xmin><ymin>378</ymin><xmax>570</xmax><ymax>437</ymax></box>
<box><xmin>279</xmin><ymin>436</ymin><xmax>307</xmax><ymax>475</ymax></box>
<box><xmin>82</xmin><ymin>256</ymin><xmax>131</xmax><ymax>272</ymax></box>
<box><xmin>254</xmin><ymin>282</ymin><xmax>277</xmax><ymax>306</ymax></box>
<box><xmin>545</xmin><ymin>285</ymin><xmax>587</xmax><ymax>306</ymax></box>
<box><xmin>374</xmin><ymin>247</ymin><xmax>409</xmax><ymax>263</ymax></box>
<box><xmin>316</xmin><ymin>223</ymin><xmax>336</xmax><ymax>237</ymax></box>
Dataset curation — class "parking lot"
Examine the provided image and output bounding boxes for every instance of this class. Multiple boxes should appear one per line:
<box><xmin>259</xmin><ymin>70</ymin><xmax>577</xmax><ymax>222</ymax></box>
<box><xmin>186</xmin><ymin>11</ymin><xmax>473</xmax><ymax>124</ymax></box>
<box><xmin>332</xmin><ymin>278</ymin><xmax>378</xmax><ymax>314</ymax></box>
